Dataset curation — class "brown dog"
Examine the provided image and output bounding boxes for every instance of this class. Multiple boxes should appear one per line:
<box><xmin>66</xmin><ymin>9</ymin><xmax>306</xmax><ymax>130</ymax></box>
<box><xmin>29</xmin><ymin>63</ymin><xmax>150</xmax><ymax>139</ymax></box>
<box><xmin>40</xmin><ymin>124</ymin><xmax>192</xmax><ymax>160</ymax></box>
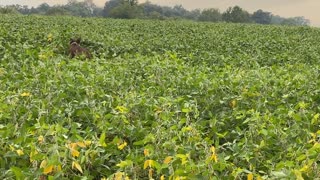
<box><xmin>69</xmin><ymin>38</ymin><xmax>91</xmax><ymax>59</ymax></box>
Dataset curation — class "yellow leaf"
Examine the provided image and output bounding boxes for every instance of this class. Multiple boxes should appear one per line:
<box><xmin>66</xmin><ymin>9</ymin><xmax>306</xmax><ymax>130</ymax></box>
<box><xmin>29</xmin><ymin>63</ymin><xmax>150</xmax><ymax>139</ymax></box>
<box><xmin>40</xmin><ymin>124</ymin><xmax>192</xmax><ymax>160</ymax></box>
<box><xmin>176</xmin><ymin>154</ymin><xmax>189</xmax><ymax>165</ymax></box>
<box><xmin>114</xmin><ymin>172</ymin><xmax>124</xmax><ymax>180</ymax></box>
<box><xmin>43</xmin><ymin>165</ymin><xmax>54</xmax><ymax>175</ymax></box>
<box><xmin>101</xmin><ymin>177</ymin><xmax>107</xmax><ymax>180</ymax></box>
<box><xmin>148</xmin><ymin>169</ymin><xmax>153</xmax><ymax>178</ymax></box>
<box><xmin>71</xmin><ymin>149</ymin><xmax>80</xmax><ymax>157</ymax></box>
<box><xmin>247</xmin><ymin>173</ymin><xmax>253</xmax><ymax>180</ymax></box>
<box><xmin>154</xmin><ymin>107</ymin><xmax>162</xmax><ymax>114</ymax></box>
<box><xmin>38</xmin><ymin>135</ymin><xmax>44</xmax><ymax>143</ymax></box>
<box><xmin>181</xmin><ymin>157</ymin><xmax>187</xmax><ymax>165</ymax></box>
<box><xmin>116</xmin><ymin>161</ymin><xmax>127</xmax><ymax>168</ymax></box>
<box><xmin>144</xmin><ymin>149</ymin><xmax>149</xmax><ymax>157</ymax></box>
<box><xmin>72</xmin><ymin>161</ymin><xmax>83</xmax><ymax>174</ymax></box>
<box><xmin>118</xmin><ymin>141</ymin><xmax>127</xmax><ymax>150</ymax></box>
<box><xmin>69</xmin><ymin>142</ymin><xmax>80</xmax><ymax>157</ymax></box>
<box><xmin>116</xmin><ymin>106</ymin><xmax>128</xmax><ymax>113</ymax></box>
<box><xmin>229</xmin><ymin>99</ymin><xmax>237</xmax><ymax>108</ymax></box>
<box><xmin>144</xmin><ymin>160</ymin><xmax>149</xmax><ymax>169</ymax></box>
<box><xmin>160</xmin><ymin>175</ymin><xmax>165</xmax><ymax>180</ymax></box>
<box><xmin>84</xmin><ymin>140</ymin><xmax>92</xmax><ymax>146</ymax></box>
<box><xmin>210</xmin><ymin>146</ymin><xmax>218</xmax><ymax>162</ymax></box>
<box><xmin>40</xmin><ymin>160</ymin><xmax>47</xmax><ymax>168</ymax></box>
<box><xmin>116</xmin><ymin>160</ymin><xmax>132</xmax><ymax>168</ymax></box>
<box><xmin>184</xmin><ymin>126</ymin><xmax>192</xmax><ymax>131</ymax></box>
<box><xmin>69</xmin><ymin>143</ymin><xmax>77</xmax><ymax>149</ymax></box>
<box><xmin>294</xmin><ymin>170</ymin><xmax>304</xmax><ymax>180</ymax></box>
<box><xmin>47</xmin><ymin>33</ymin><xmax>53</xmax><ymax>42</ymax></box>
<box><xmin>210</xmin><ymin>154</ymin><xmax>218</xmax><ymax>162</ymax></box>
<box><xmin>125</xmin><ymin>176</ymin><xmax>130</xmax><ymax>180</ymax></box>
<box><xmin>30</xmin><ymin>150</ymin><xmax>38</xmax><ymax>162</ymax></box>
<box><xmin>16</xmin><ymin>149</ymin><xmax>24</xmax><ymax>156</ymax></box>
<box><xmin>76</xmin><ymin>142</ymin><xmax>86</xmax><ymax>148</ymax></box>
<box><xmin>20</xmin><ymin>92</ymin><xmax>31</xmax><ymax>97</ymax></box>
<box><xmin>299</xmin><ymin>165</ymin><xmax>309</xmax><ymax>172</ymax></box>
<box><xmin>143</xmin><ymin>160</ymin><xmax>154</xmax><ymax>169</ymax></box>
<box><xmin>163</xmin><ymin>156</ymin><xmax>172</xmax><ymax>164</ymax></box>
<box><xmin>38</xmin><ymin>54</ymin><xmax>46</xmax><ymax>60</ymax></box>
<box><xmin>210</xmin><ymin>146</ymin><xmax>216</xmax><ymax>153</ymax></box>
<box><xmin>257</xmin><ymin>176</ymin><xmax>263</xmax><ymax>180</ymax></box>
<box><xmin>56</xmin><ymin>165</ymin><xmax>62</xmax><ymax>172</ymax></box>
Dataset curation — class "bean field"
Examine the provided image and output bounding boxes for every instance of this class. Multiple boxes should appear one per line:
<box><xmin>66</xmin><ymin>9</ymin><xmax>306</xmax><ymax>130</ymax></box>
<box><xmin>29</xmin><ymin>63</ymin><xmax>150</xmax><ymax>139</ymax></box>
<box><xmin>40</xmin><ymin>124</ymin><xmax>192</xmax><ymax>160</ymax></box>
<box><xmin>1</xmin><ymin>15</ymin><xmax>320</xmax><ymax>179</ymax></box>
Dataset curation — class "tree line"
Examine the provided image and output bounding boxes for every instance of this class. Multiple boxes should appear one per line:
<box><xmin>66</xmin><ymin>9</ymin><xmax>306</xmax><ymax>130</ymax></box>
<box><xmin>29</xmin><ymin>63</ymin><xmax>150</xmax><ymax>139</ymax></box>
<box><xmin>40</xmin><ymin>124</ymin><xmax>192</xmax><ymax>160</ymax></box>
<box><xmin>0</xmin><ymin>0</ymin><xmax>310</xmax><ymax>26</ymax></box>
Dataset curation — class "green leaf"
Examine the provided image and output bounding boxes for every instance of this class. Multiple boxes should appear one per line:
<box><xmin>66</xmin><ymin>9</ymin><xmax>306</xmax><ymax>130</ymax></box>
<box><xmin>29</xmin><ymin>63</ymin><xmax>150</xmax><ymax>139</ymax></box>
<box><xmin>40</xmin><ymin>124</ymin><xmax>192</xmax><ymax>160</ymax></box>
<box><xmin>271</xmin><ymin>171</ymin><xmax>287</xmax><ymax>178</ymax></box>
<box><xmin>116</xmin><ymin>160</ymin><xmax>133</xmax><ymax>168</ymax></box>
<box><xmin>10</xmin><ymin>167</ymin><xmax>24</xmax><ymax>180</ymax></box>
<box><xmin>182</xmin><ymin>108</ymin><xmax>191</xmax><ymax>113</ymax></box>
<box><xmin>99</xmin><ymin>132</ymin><xmax>107</xmax><ymax>147</ymax></box>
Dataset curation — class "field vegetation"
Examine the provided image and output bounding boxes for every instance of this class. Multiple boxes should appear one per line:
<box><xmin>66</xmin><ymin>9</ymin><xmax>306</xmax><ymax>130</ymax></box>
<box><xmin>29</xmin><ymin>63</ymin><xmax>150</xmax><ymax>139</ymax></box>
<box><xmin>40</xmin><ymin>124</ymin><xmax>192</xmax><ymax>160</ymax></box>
<box><xmin>0</xmin><ymin>15</ymin><xmax>320</xmax><ymax>179</ymax></box>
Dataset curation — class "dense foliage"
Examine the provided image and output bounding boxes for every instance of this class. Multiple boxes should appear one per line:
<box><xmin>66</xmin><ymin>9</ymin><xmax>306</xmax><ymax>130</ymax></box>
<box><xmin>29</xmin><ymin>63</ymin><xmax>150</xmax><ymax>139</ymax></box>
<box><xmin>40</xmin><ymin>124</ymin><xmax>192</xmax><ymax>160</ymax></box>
<box><xmin>0</xmin><ymin>0</ymin><xmax>311</xmax><ymax>26</ymax></box>
<box><xmin>1</xmin><ymin>15</ymin><xmax>320</xmax><ymax>179</ymax></box>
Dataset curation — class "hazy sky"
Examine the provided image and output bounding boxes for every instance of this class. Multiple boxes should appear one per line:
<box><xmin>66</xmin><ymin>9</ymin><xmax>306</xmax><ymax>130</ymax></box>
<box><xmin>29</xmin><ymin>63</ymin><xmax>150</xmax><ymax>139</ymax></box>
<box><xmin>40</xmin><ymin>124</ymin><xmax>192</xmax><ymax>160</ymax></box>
<box><xmin>0</xmin><ymin>0</ymin><xmax>319</xmax><ymax>26</ymax></box>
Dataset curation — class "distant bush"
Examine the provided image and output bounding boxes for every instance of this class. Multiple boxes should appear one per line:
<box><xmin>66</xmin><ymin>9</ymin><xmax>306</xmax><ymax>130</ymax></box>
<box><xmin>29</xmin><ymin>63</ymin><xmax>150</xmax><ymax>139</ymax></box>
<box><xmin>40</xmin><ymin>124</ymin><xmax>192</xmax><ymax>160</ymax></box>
<box><xmin>0</xmin><ymin>7</ymin><xmax>20</xmax><ymax>14</ymax></box>
<box><xmin>45</xmin><ymin>7</ymin><xmax>70</xmax><ymax>16</ymax></box>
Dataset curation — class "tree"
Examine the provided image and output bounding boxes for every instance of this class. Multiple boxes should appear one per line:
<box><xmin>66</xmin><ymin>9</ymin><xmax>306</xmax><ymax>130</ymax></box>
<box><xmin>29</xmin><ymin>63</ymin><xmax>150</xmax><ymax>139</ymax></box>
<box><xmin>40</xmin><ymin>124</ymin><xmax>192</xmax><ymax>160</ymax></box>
<box><xmin>103</xmin><ymin>0</ymin><xmax>123</xmax><ymax>17</ymax></box>
<box><xmin>198</xmin><ymin>8</ymin><xmax>222</xmax><ymax>22</ymax></box>
<box><xmin>222</xmin><ymin>6</ymin><xmax>251</xmax><ymax>23</ymax></box>
<box><xmin>84</xmin><ymin>0</ymin><xmax>95</xmax><ymax>13</ymax></box>
<box><xmin>46</xmin><ymin>6</ymin><xmax>69</xmax><ymax>16</ymax></box>
<box><xmin>282</xmin><ymin>16</ymin><xmax>310</xmax><ymax>26</ymax></box>
<box><xmin>37</xmin><ymin>3</ymin><xmax>50</xmax><ymax>14</ymax></box>
<box><xmin>270</xmin><ymin>15</ymin><xmax>284</xmax><ymax>25</ymax></box>
<box><xmin>30</xmin><ymin>7</ymin><xmax>39</xmax><ymax>14</ymax></box>
<box><xmin>252</xmin><ymin>9</ymin><xmax>271</xmax><ymax>24</ymax></box>
<box><xmin>291</xmin><ymin>16</ymin><xmax>310</xmax><ymax>26</ymax></box>
<box><xmin>140</xmin><ymin>1</ymin><xmax>162</xmax><ymax>18</ymax></box>
<box><xmin>185</xmin><ymin>9</ymin><xmax>201</xmax><ymax>20</ymax></box>
<box><xmin>172</xmin><ymin>5</ymin><xmax>187</xmax><ymax>17</ymax></box>
<box><xmin>270</xmin><ymin>15</ymin><xmax>310</xmax><ymax>26</ymax></box>
<box><xmin>20</xmin><ymin>5</ymin><xmax>30</xmax><ymax>14</ymax></box>
<box><xmin>103</xmin><ymin>0</ymin><xmax>141</xmax><ymax>19</ymax></box>
<box><xmin>109</xmin><ymin>3</ymin><xmax>142</xmax><ymax>19</ymax></box>
<box><xmin>126</xmin><ymin>0</ymin><xmax>138</xmax><ymax>6</ymax></box>
<box><xmin>161</xmin><ymin>6</ymin><xmax>175</xmax><ymax>18</ymax></box>
<box><xmin>92</xmin><ymin>7</ymin><xmax>103</xmax><ymax>17</ymax></box>
<box><xmin>147</xmin><ymin>11</ymin><xmax>163</xmax><ymax>19</ymax></box>
<box><xmin>65</xmin><ymin>0</ymin><xmax>93</xmax><ymax>17</ymax></box>
<box><xmin>7</xmin><ymin>5</ymin><xmax>30</xmax><ymax>14</ymax></box>
<box><xmin>0</xmin><ymin>6</ymin><xmax>20</xmax><ymax>14</ymax></box>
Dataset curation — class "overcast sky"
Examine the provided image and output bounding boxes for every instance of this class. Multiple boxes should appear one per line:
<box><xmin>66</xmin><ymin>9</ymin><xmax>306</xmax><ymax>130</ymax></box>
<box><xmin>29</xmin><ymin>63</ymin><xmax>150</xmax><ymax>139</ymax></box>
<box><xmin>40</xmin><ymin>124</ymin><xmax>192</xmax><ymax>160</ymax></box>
<box><xmin>0</xmin><ymin>0</ymin><xmax>319</xmax><ymax>26</ymax></box>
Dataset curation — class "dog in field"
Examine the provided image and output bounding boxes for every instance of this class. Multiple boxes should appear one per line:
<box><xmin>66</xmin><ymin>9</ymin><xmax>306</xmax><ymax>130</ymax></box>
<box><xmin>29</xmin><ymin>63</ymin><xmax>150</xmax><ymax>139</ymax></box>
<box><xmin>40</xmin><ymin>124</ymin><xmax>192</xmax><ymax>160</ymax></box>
<box><xmin>69</xmin><ymin>38</ymin><xmax>91</xmax><ymax>59</ymax></box>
